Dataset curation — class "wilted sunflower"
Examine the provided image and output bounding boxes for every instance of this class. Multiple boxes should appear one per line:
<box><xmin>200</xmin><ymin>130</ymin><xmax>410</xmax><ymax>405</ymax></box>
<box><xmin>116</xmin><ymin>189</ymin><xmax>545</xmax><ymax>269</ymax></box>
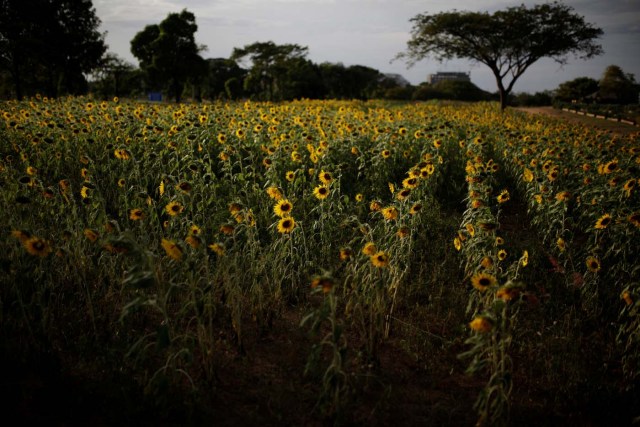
<box><xmin>129</xmin><ymin>208</ymin><xmax>144</xmax><ymax>221</ymax></box>
<box><xmin>208</xmin><ymin>242</ymin><xmax>225</xmax><ymax>256</ymax></box>
<box><xmin>369</xmin><ymin>200</ymin><xmax>382</xmax><ymax>211</ymax></box>
<box><xmin>471</xmin><ymin>272</ymin><xmax>497</xmax><ymax>291</ymax></box>
<box><xmin>277</xmin><ymin>217</ymin><xmax>296</xmax><ymax>234</ymax></box>
<box><xmin>274</xmin><ymin>199</ymin><xmax>293</xmax><ymax>217</ymax></box>
<box><xmin>496</xmin><ymin>285</ymin><xmax>520</xmax><ymax>302</ymax></box>
<box><xmin>370</xmin><ymin>251</ymin><xmax>390</xmax><ymax>268</ymax></box>
<box><xmin>313</xmin><ymin>185</ymin><xmax>329</xmax><ymax>200</ymax></box>
<box><xmin>161</xmin><ymin>238</ymin><xmax>183</xmax><ymax>261</ymax></box>
<box><xmin>621</xmin><ymin>290</ymin><xmax>633</xmax><ymax>306</ymax></box>
<box><xmin>84</xmin><ymin>228</ymin><xmax>99</xmax><ymax>242</ymax></box>
<box><xmin>595</xmin><ymin>214</ymin><xmax>612</xmax><ymax>230</ymax></box>
<box><xmin>165</xmin><ymin>201</ymin><xmax>184</xmax><ymax>216</ymax></box>
<box><xmin>586</xmin><ymin>256</ymin><xmax>601</xmax><ymax>273</ymax></box>
<box><xmin>23</xmin><ymin>236</ymin><xmax>51</xmax><ymax>257</ymax></box>
<box><xmin>477</xmin><ymin>221</ymin><xmax>497</xmax><ymax>232</ymax></box>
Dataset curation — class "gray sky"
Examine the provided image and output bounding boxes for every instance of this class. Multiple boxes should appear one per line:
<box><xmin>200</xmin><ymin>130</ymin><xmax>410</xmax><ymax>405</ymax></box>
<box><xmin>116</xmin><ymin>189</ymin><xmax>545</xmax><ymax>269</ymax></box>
<box><xmin>93</xmin><ymin>0</ymin><xmax>640</xmax><ymax>93</ymax></box>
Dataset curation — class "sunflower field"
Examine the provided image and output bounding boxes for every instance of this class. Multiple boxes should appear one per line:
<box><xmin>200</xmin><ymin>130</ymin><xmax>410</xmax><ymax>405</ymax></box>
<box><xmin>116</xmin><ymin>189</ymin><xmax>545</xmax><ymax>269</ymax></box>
<box><xmin>1</xmin><ymin>96</ymin><xmax>639</xmax><ymax>425</ymax></box>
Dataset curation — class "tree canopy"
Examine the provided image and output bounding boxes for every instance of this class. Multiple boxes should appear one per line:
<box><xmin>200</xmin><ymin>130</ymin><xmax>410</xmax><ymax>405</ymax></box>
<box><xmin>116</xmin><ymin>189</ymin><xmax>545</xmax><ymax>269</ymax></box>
<box><xmin>397</xmin><ymin>2</ymin><xmax>603</xmax><ymax>109</ymax></box>
<box><xmin>0</xmin><ymin>0</ymin><xmax>106</xmax><ymax>99</ymax></box>
<box><xmin>598</xmin><ymin>65</ymin><xmax>639</xmax><ymax>104</ymax></box>
<box><xmin>131</xmin><ymin>9</ymin><xmax>206</xmax><ymax>102</ymax></box>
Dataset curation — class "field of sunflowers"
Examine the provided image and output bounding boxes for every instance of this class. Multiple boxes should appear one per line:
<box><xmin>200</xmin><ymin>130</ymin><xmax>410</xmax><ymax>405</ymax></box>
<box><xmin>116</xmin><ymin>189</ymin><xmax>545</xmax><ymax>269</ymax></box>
<box><xmin>1</xmin><ymin>96</ymin><xmax>639</xmax><ymax>425</ymax></box>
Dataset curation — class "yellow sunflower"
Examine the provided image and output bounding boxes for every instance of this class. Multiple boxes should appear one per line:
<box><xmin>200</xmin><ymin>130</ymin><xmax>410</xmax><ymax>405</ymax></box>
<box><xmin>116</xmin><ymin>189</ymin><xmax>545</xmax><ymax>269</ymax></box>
<box><xmin>469</xmin><ymin>316</ymin><xmax>493</xmax><ymax>333</ymax></box>
<box><xmin>266</xmin><ymin>186</ymin><xmax>283</xmax><ymax>200</ymax></box>
<box><xmin>165</xmin><ymin>201</ymin><xmax>184</xmax><ymax>217</ymax></box>
<box><xmin>313</xmin><ymin>185</ymin><xmax>329</xmax><ymax>200</ymax></box>
<box><xmin>471</xmin><ymin>272</ymin><xmax>497</xmax><ymax>291</ymax></box>
<box><xmin>586</xmin><ymin>256</ymin><xmax>601</xmax><ymax>273</ymax></box>
<box><xmin>23</xmin><ymin>236</ymin><xmax>51</xmax><ymax>257</ymax></box>
<box><xmin>362</xmin><ymin>242</ymin><xmax>377</xmax><ymax>256</ymax></box>
<box><xmin>594</xmin><ymin>214</ymin><xmax>612</xmax><ymax>230</ymax></box>
<box><xmin>497</xmin><ymin>189</ymin><xmax>510</xmax><ymax>204</ymax></box>
<box><xmin>628</xmin><ymin>212</ymin><xmax>640</xmax><ymax>228</ymax></box>
<box><xmin>274</xmin><ymin>199</ymin><xmax>293</xmax><ymax>217</ymax></box>
<box><xmin>370</xmin><ymin>251</ymin><xmax>390</xmax><ymax>268</ymax></box>
<box><xmin>129</xmin><ymin>208</ymin><xmax>144</xmax><ymax>221</ymax></box>
<box><xmin>161</xmin><ymin>238</ymin><xmax>183</xmax><ymax>261</ymax></box>
<box><xmin>381</xmin><ymin>206</ymin><xmax>399</xmax><ymax>221</ymax></box>
<box><xmin>339</xmin><ymin>247</ymin><xmax>352</xmax><ymax>261</ymax></box>
<box><xmin>319</xmin><ymin>170</ymin><xmax>333</xmax><ymax>185</ymax></box>
<box><xmin>277</xmin><ymin>217</ymin><xmax>296</xmax><ymax>234</ymax></box>
<box><xmin>208</xmin><ymin>243</ymin><xmax>225</xmax><ymax>256</ymax></box>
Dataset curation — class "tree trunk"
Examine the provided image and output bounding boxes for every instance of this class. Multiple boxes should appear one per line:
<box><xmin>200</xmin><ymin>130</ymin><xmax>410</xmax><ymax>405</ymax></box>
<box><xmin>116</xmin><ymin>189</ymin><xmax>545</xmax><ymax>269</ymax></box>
<box><xmin>499</xmin><ymin>89</ymin><xmax>508</xmax><ymax>110</ymax></box>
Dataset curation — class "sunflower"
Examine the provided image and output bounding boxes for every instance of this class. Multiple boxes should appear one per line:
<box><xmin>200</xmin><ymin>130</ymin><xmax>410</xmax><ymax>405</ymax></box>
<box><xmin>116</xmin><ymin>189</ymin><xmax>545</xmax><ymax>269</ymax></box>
<box><xmin>166</xmin><ymin>201</ymin><xmax>184</xmax><ymax>216</ymax></box>
<box><xmin>623</xmin><ymin>179</ymin><xmax>635</xmax><ymax>197</ymax></box>
<box><xmin>497</xmin><ymin>189</ymin><xmax>510</xmax><ymax>204</ymax></box>
<box><xmin>370</xmin><ymin>251</ymin><xmax>390</xmax><ymax>268</ymax></box>
<box><xmin>285</xmin><ymin>171</ymin><xmax>295</xmax><ymax>182</ymax></box>
<box><xmin>520</xmin><ymin>250</ymin><xmax>529</xmax><ymax>267</ymax></box>
<box><xmin>23</xmin><ymin>236</ymin><xmax>51</xmax><ymax>257</ymax></box>
<box><xmin>557</xmin><ymin>237</ymin><xmax>566</xmax><ymax>252</ymax></box>
<box><xmin>594</xmin><ymin>214</ymin><xmax>612</xmax><ymax>230</ymax></box>
<box><xmin>555</xmin><ymin>191</ymin><xmax>571</xmax><ymax>202</ymax></box>
<box><xmin>453</xmin><ymin>237</ymin><xmax>462</xmax><ymax>251</ymax></box>
<box><xmin>266</xmin><ymin>186</ymin><xmax>283</xmax><ymax>201</ymax></box>
<box><xmin>465</xmin><ymin>223</ymin><xmax>475</xmax><ymax>237</ymax></box>
<box><xmin>498</xmin><ymin>249</ymin><xmax>507</xmax><ymax>261</ymax></box>
<box><xmin>117</xmin><ymin>178</ymin><xmax>126</xmax><ymax>188</ymax></box>
<box><xmin>219</xmin><ymin>151</ymin><xmax>230</xmax><ymax>161</ymax></box>
<box><xmin>409</xmin><ymin>203</ymin><xmax>422</xmax><ymax>215</ymax></box>
<box><xmin>471</xmin><ymin>272</ymin><xmax>497</xmax><ymax>291</ymax></box>
<box><xmin>495</xmin><ymin>237</ymin><xmax>504</xmax><ymax>246</ymax></box>
<box><xmin>469</xmin><ymin>316</ymin><xmax>493</xmax><ymax>333</ymax></box>
<box><xmin>277</xmin><ymin>217</ymin><xmax>296</xmax><ymax>234</ymax></box>
<box><xmin>586</xmin><ymin>256</ymin><xmax>601</xmax><ymax>273</ymax></box>
<box><xmin>396</xmin><ymin>188</ymin><xmax>411</xmax><ymax>201</ymax></box>
<box><xmin>471</xmin><ymin>199</ymin><xmax>484</xmax><ymax>209</ymax></box>
<box><xmin>496</xmin><ymin>285</ymin><xmax>520</xmax><ymax>302</ymax></box>
<box><xmin>396</xmin><ymin>226</ymin><xmax>410</xmax><ymax>238</ymax></box>
<box><xmin>381</xmin><ymin>206</ymin><xmax>399</xmax><ymax>221</ymax></box>
<box><xmin>602</xmin><ymin>159</ymin><xmax>618</xmax><ymax>174</ymax></box>
<box><xmin>621</xmin><ymin>290</ymin><xmax>633</xmax><ymax>306</ymax></box>
<box><xmin>217</xmin><ymin>133</ymin><xmax>227</xmax><ymax>144</ymax></box>
<box><xmin>402</xmin><ymin>177</ymin><xmax>418</xmax><ymax>189</ymax></box>
<box><xmin>362</xmin><ymin>242</ymin><xmax>377</xmax><ymax>256</ymax></box>
<box><xmin>319</xmin><ymin>170</ymin><xmax>333</xmax><ymax>185</ymax></box>
<box><xmin>84</xmin><ymin>228</ymin><xmax>99</xmax><ymax>242</ymax></box>
<box><xmin>11</xmin><ymin>230</ymin><xmax>31</xmax><ymax>243</ymax></box>
<box><xmin>355</xmin><ymin>193</ymin><xmax>364</xmax><ymax>203</ymax></box>
<box><xmin>189</xmin><ymin>225</ymin><xmax>202</xmax><ymax>236</ymax></box>
<box><xmin>176</xmin><ymin>181</ymin><xmax>192</xmax><ymax>193</ymax></box>
<box><xmin>313</xmin><ymin>185</ymin><xmax>329</xmax><ymax>200</ymax></box>
<box><xmin>381</xmin><ymin>149</ymin><xmax>391</xmax><ymax>159</ymax></box>
<box><xmin>80</xmin><ymin>185</ymin><xmax>90</xmax><ymax>199</ymax></box>
<box><xmin>523</xmin><ymin>168</ymin><xmax>534</xmax><ymax>182</ymax></box>
<box><xmin>129</xmin><ymin>208</ymin><xmax>144</xmax><ymax>221</ymax></box>
<box><xmin>219</xmin><ymin>224</ymin><xmax>235</xmax><ymax>235</ymax></box>
<box><xmin>311</xmin><ymin>276</ymin><xmax>334</xmax><ymax>294</ymax></box>
<box><xmin>262</xmin><ymin>157</ymin><xmax>273</xmax><ymax>168</ymax></box>
<box><xmin>480</xmin><ymin>256</ymin><xmax>494</xmax><ymax>269</ymax></box>
<box><xmin>185</xmin><ymin>235</ymin><xmax>202</xmax><ymax>249</ymax></box>
<box><xmin>159</xmin><ymin>180</ymin><xmax>165</xmax><ymax>196</ymax></box>
<box><xmin>369</xmin><ymin>200</ymin><xmax>382</xmax><ymax>211</ymax></box>
<box><xmin>628</xmin><ymin>212</ymin><xmax>640</xmax><ymax>228</ymax></box>
<box><xmin>26</xmin><ymin>166</ymin><xmax>37</xmax><ymax>175</ymax></box>
<box><xmin>208</xmin><ymin>242</ymin><xmax>225</xmax><ymax>256</ymax></box>
<box><xmin>274</xmin><ymin>199</ymin><xmax>293</xmax><ymax>217</ymax></box>
<box><xmin>339</xmin><ymin>247</ymin><xmax>352</xmax><ymax>261</ymax></box>
<box><xmin>161</xmin><ymin>238</ymin><xmax>183</xmax><ymax>261</ymax></box>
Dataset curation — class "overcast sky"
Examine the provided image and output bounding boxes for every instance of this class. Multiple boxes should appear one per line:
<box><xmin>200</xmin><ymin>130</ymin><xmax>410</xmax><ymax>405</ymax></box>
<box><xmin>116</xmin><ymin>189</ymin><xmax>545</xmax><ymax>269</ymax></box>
<box><xmin>93</xmin><ymin>0</ymin><xmax>640</xmax><ymax>94</ymax></box>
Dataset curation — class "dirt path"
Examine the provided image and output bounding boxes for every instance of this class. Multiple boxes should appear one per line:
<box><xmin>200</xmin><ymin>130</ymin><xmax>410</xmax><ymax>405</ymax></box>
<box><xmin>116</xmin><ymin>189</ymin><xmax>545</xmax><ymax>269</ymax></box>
<box><xmin>514</xmin><ymin>106</ymin><xmax>639</xmax><ymax>136</ymax></box>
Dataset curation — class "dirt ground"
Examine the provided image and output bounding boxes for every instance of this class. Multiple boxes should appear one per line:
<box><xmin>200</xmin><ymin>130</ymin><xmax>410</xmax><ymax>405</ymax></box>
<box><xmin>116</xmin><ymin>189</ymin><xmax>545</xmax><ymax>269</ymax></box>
<box><xmin>514</xmin><ymin>106</ymin><xmax>639</xmax><ymax>136</ymax></box>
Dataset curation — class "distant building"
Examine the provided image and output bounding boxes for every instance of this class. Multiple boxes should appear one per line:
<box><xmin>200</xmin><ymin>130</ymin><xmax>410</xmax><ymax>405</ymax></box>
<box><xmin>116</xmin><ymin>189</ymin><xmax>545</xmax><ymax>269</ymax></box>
<box><xmin>428</xmin><ymin>72</ymin><xmax>471</xmax><ymax>85</ymax></box>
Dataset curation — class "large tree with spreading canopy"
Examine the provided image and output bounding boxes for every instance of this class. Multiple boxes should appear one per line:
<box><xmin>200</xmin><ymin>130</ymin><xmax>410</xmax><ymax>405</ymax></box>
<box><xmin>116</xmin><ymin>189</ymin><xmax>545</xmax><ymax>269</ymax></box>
<box><xmin>397</xmin><ymin>2</ymin><xmax>603</xmax><ymax>109</ymax></box>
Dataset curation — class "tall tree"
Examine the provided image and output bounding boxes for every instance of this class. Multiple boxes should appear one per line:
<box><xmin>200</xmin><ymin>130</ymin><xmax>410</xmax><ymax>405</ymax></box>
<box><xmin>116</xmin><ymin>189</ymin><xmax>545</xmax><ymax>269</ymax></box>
<box><xmin>598</xmin><ymin>65</ymin><xmax>639</xmax><ymax>104</ymax></box>
<box><xmin>554</xmin><ymin>76</ymin><xmax>599</xmax><ymax>103</ymax></box>
<box><xmin>397</xmin><ymin>2</ymin><xmax>603</xmax><ymax>109</ymax></box>
<box><xmin>131</xmin><ymin>9</ymin><xmax>206</xmax><ymax>102</ymax></box>
<box><xmin>0</xmin><ymin>0</ymin><xmax>106</xmax><ymax>99</ymax></box>
<box><xmin>231</xmin><ymin>41</ymin><xmax>308</xmax><ymax>101</ymax></box>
